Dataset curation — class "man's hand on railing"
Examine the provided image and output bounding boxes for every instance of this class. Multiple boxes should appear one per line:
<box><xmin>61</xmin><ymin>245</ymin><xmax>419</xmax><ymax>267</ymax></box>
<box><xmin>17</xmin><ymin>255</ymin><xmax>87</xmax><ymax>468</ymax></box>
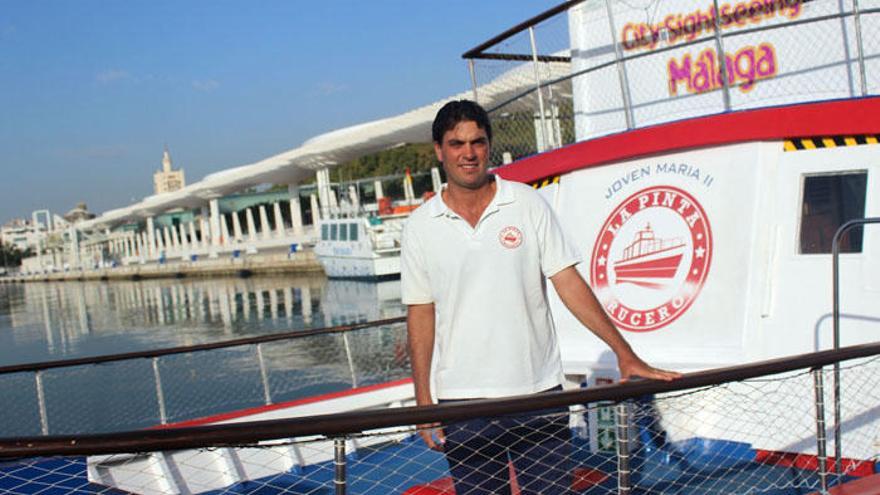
<box><xmin>619</xmin><ymin>354</ymin><xmax>682</xmax><ymax>383</ymax></box>
<box><xmin>418</xmin><ymin>422</ymin><xmax>446</xmax><ymax>451</ymax></box>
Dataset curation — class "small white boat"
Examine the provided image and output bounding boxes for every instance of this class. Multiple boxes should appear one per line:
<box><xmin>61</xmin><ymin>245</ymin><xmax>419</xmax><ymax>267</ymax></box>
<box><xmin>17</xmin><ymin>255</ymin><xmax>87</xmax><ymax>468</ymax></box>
<box><xmin>314</xmin><ymin>214</ymin><xmax>408</xmax><ymax>279</ymax></box>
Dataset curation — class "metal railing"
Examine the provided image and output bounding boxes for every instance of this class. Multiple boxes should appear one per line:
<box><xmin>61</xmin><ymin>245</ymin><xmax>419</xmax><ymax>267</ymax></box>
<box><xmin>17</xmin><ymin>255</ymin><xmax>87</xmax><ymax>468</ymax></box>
<box><xmin>0</xmin><ymin>316</ymin><xmax>407</xmax><ymax>436</ymax></box>
<box><xmin>829</xmin><ymin>217</ymin><xmax>880</xmax><ymax>484</ymax></box>
<box><xmin>0</xmin><ymin>341</ymin><xmax>879</xmax><ymax>494</ymax></box>
<box><xmin>463</xmin><ymin>0</ymin><xmax>880</xmax><ymax>164</ymax></box>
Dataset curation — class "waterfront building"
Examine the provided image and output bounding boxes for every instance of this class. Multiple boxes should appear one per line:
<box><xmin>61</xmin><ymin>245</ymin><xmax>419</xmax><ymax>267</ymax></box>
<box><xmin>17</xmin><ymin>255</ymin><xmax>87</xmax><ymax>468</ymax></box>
<box><xmin>153</xmin><ymin>146</ymin><xmax>186</xmax><ymax>194</ymax></box>
<box><xmin>0</xmin><ymin>219</ymin><xmax>41</xmax><ymax>251</ymax></box>
<box><xmin>13</xmin><ymin>54</ymin><xmax>563</xmax><ymax>274</ymax></box>
<box><xmin>62</xmin><ymin>202</ymin><xmax>96</xmax><ymax>224</ymax></box>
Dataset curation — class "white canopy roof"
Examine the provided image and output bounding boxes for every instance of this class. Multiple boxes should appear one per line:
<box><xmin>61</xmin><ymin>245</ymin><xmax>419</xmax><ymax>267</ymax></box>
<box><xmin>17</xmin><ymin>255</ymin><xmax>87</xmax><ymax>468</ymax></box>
<box><xmin>80</xmin><ymin>58</ymin><xmax>570</xmax><ymax>230</ymax></box>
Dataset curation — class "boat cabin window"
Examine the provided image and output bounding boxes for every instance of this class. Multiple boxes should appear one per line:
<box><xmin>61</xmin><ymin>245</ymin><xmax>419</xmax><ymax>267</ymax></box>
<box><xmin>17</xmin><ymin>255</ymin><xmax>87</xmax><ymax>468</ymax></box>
<box><xmin>339</xmin><ymin>223</ymin><xmax>348</xmax><ymax>241</ymax></box>
<box><xmin>350</xmin><ymin>223</ymin><xmax>359</xmax><ymax>241</ymax></box>
<box><xmin>321</xmin><ymin>224</ymin><xmax>329</xmax><ymax>241</ymax></box>
<box><xmin>330</xmin><ymin>224</ymin><xmax>338</xmax><ymax>241</ymax></box>
<box><xmin>799</xmin><ymin>171</ymin><xmax>867</xmax><ymax>254</ymax></box>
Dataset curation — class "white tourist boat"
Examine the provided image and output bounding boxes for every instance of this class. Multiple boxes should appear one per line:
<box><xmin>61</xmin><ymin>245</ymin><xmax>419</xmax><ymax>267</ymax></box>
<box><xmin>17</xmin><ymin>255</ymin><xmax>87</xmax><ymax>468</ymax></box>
<box><xmin>313</xmin><ymin>213</ymin><xmax>408</xmax><ymax>279</ymax></box>
<box><xmin>2</xmin><ymin>0</ymin><xmax>880</xmax><ymax>493</ymax></box>
<box><xmin>471</xmin><ymin>0</ymin><xmax>880</xmax><ymax>476</ymax></box>
<box><xmin>87</xmin><ymin>379</ymin><xmax>418</xmax><ymax>495</ymax></box>
<box><xmin>91</xmin><ymin>0</ymin><xmax>880</xmax><ymax>487</ymax></box>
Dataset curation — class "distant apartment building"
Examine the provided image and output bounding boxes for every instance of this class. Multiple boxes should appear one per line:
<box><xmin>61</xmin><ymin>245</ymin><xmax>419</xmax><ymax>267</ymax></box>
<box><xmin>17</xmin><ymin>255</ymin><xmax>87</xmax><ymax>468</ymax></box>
<box><xmin>0</xmin><ymin>205</ymin><xmax>85</xmax><ymax>252</ymax></box>
<box><xmin>1</xmin><ymin>219</ymin><xmax>41</xmax><ymax>251</ymax></box>
<box><xmin>153</xmin><ymin>146</ymin><xmax>186</xmax><ymax>194</ymax></box>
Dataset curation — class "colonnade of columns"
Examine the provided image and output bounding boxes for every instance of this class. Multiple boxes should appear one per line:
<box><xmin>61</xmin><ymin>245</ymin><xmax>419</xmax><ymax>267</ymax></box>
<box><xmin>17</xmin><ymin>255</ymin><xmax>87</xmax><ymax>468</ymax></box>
<box><xmin>312</xmin><ymin>165</ymin><xmax>442</xmax><ymax>220</ymax></box>
<box><xmin>91</xmin><ymin>164</ymin><xmax>442</xmax><ymax>267</ymax></box>
<box><xmin>100</xmin><ymin>186</ymin><xmax>311</xmax><ymax>264</ymax></box>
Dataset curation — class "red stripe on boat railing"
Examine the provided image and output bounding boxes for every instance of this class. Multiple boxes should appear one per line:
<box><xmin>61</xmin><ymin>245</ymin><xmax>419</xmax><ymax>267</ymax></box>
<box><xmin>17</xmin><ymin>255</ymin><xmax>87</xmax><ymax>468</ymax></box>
<box><xmin>151</xmin><ymin>378</ymin><xmax>414</xmax><ymax>429</ymax></box>
<box><xmin>755</xmin><ymin>449</ymin><xmax>877</xmax><ymax>478</ymax></box>
<box><xmin>809</xmin><ymin>473</ymin><xmax>880</xmax><ymax>495</ymax></box>
<box><xmin>495</xmin><ymin>97</ymin><xmax>880</xmax><ymax>184</ymax></box>
<box><xmin>402</xmin><ymin>466</ymin><xmax>609</xmax><ymax>494</ymax></box>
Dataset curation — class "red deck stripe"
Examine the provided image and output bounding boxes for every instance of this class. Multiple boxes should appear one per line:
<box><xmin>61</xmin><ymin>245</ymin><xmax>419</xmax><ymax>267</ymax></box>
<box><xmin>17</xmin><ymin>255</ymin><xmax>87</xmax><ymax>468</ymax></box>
<box><xmin>495</xmin><ymin>97</ymin><xmax>880</xmax><ymax>184</ymax></box>
<box><xmin>151</xmin><ymin>378</ymin><xmax>413</xmax><ymax>429</ymax></box>
<box><xmin>755</xmin><ymin>449</ymin><xmax>876</xmax><ymax>478</ymax></box>
<box><xmin>403</xmin><ymin>466</ymin><xmax>609</xmax><ymax>494</ymax></box>
<box><xmin>812</xmin><ymin>473</ymin><xmax>880</xmax><ymax>495</ymax></box>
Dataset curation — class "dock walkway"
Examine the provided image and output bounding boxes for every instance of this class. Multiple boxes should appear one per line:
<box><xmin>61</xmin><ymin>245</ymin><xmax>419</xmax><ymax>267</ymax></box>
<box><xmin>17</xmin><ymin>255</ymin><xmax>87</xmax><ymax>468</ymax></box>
<box><xmin>1</xmin><ymin>250</ymin><xmax>323</xmax><ymax>283</ymax></box>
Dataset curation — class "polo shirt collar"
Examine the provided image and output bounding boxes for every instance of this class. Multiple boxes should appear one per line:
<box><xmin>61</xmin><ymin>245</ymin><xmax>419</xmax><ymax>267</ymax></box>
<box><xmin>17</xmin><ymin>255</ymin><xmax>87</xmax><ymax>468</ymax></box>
<box><xmin>427</xmin><ymin>191</ymin><xmax>449</xmax><ymax>217</ymax></box>
<box><xmin>427</xmin><ymin>175</ymin><xmax>516</xmax><ymax>218</ymax></box>
<box><xmin>494</xmin><ymin>176</ymin><xmax>515</xmax><ymax>206</ymax></box>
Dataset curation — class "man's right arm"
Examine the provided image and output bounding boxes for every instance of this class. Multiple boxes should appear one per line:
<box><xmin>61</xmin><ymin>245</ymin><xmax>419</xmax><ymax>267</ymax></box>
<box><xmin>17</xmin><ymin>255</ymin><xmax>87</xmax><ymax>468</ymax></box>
<box><xmin>407</xmin><ymin>303</ymin><xmax>435</xmax><ymax>406</ymax></box>
<box><xmin>406</xmin><ymin>302</ymin><xmax>444</xmax><ymax>449</ymax></box>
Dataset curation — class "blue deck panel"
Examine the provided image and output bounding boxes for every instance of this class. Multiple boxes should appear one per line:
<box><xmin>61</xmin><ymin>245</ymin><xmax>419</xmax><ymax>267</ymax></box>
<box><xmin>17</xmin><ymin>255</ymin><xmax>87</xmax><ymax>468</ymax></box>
<box><xmin>0</xmin><ymin>435</ymin><xmax>865</xmax><ymax>494</ymax></box>
<box><xmin>206</xmin><ymin>436</ymin><xmax>449</xmax><ymax>494</ymax></box>
<box><xmin>208</xmin><ymin>434</ymin><xmax>861</xmax><ymax>494</ymax></box>
<box><xmin>0</xmin><ymin>457</ymin><xmax>128</xmax><ymax>495</ymax></box>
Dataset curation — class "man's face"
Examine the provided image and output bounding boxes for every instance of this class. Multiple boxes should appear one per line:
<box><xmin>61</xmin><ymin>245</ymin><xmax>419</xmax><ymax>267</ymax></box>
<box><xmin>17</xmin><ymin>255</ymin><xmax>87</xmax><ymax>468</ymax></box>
<box><xmin>434</xmin><ymin>120</ymin><xmax>491</xmax><ymax>191</ymax></box>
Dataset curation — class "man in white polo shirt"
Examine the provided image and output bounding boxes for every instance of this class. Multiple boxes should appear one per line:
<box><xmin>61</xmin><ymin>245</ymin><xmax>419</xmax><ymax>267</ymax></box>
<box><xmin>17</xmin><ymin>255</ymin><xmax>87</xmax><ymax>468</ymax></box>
<box><xmin>402</xmin><ymin>100</ymin><xmax>678</xmax><ymax>494</ymax></box>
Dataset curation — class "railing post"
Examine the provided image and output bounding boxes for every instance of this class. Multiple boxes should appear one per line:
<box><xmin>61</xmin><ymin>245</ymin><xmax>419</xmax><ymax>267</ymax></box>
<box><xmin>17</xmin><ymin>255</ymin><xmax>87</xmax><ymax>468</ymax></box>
<box><xmin>152</xmin><ymin>357</ymin><xmax>168</xmax><ymax>425</ymax></box>
<box><xmin>544</xmin><ymin>76</ymin><xmax>563</xmax><ymax>149</ymax></box>
<box><xmin>34</xmin><ymin>371</ymin><xmax>49</xmax><ymax>435</ymax></box>
<box><xmin>710</xmin><ymin>0</ymin><xmax>732</xmax><ymax>111</ymax></box>
<box><xmin>342</xmin><ymin>333</ymin><xmax>358</xmax><ymax>388</ymax></box>
<box><xmin>528</xmin><ymin>26</ymin><xmax>550</xmax><ymax>152</ymax></box>
<box><xmin>813</xmin><ymin>368</ymin><xmax>829</xmax><ymax>495</ymax></box>
<box><xmin>468</xmin><ymin>59</ymin><xmax>479</xmax><ymax>103</ymax></box>
<box><xmin>256</xmin><ymin>343</ymin><xmax>273</xmax><ymax>405</ymax></box>
<box><xmin>604</xmin><ymin>0</ymin><xmax>635</xmax><ymax>130</ymax></box>
<box><xmin>616</xmin><ymin>401</ymin><xmax>632</xmax><ymax>494</ymax></box>
<box><xmin>851</xmin><ymin>0</ymin><xmax>868</xmax><ymax>96</ymax></box>
<box><xmin>831</xmin><ymin>217</ymin><xmax>880</xmax><ymax>476</ymax></box>
<box><xmin>334</xmin><ymin>437</ymin><xmax>347</xmax><ymax>495</ymax></box>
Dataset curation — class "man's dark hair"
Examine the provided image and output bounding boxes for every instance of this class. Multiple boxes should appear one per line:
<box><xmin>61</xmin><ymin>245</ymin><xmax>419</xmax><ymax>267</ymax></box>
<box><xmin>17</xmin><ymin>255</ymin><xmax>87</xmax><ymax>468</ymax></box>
<box><xmin>432</xmin><ymin>100</ymin><xmax>492</xmax><ymax>144</ymax></box>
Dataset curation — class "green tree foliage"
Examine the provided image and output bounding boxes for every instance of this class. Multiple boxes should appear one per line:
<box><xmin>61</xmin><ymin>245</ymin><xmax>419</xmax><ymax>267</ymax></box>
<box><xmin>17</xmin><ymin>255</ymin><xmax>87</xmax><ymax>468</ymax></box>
<box><xmin>297</xmin><ymin>143</ymin><xmax>437</xmax><ymax>185</ymax></box>
<box><xmin>488</xmin><ymin>109</ymin><xmax>576</xmax><ymax>165</ymax></box>
<box><xmin>0</xmin><ymin>242</ymin><xmax>32</xmax><ymax>267</ymax></box>
<box><xmin>336</xmin><ymin>143</ymin><xmax>437</xmax><ymax>180</ymax></box>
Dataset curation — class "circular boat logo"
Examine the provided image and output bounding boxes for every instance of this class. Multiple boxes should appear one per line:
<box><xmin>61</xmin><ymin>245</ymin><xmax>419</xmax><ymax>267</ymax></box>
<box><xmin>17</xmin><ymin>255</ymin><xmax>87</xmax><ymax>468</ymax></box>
<box><xmin>590</xmin><ymin>185</ymin><xmax>712</xmax><ymax>332</ymax></box>
<box><xmin>499</xmin><ymin>226</ymin><xmax>523</xmax><ymax>249</ymax></box>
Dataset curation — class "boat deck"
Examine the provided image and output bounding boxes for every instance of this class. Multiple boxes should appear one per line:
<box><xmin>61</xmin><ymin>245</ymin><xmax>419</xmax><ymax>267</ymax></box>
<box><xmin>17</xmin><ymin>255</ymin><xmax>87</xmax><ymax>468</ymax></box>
<box><xmin>4</xmin><ymin>433</ymin><xmax>876</xmax><ymax>494</ymax></box>
<box><xmin>0</xmin><ymin>457</ymin><xmax>126</xmax><ymax>495</ymax></box>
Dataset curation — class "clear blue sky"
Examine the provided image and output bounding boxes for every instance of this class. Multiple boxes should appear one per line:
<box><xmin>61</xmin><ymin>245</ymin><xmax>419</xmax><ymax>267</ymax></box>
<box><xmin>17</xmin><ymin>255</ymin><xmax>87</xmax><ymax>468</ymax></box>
<box><xmin>0</xmin><ymin>0</ymin><xmax>560</xmax><ymax>222</ymax></box>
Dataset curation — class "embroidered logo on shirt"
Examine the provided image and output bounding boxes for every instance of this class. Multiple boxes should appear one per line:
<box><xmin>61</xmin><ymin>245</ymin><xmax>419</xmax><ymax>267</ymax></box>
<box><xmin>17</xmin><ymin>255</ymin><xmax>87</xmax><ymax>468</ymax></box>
<box><xmin>499</xmin><ymin>226</ymin><xmax>523</xmax><ymax>249</ymax></box>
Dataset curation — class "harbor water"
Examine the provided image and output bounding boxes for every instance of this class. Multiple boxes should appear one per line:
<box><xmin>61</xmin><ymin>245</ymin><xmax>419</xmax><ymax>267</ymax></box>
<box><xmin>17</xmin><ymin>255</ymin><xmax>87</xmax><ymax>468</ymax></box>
<box><xmin>0</xmin><ymin>276</ymin><xmax>408</xmax><ymax>437</ymax></box>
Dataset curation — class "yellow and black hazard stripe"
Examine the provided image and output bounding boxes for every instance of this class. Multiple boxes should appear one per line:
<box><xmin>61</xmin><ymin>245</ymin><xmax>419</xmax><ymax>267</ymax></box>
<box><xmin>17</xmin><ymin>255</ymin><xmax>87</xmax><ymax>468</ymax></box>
<box><xmin>530</xmin><ymin>176</ymin><xmax>560</xmax><ymax>189</ymax></box>
<box><xmin>784</xmin><ymin>135</ymin><xmax>880</xmax><ymax>151</ymax></box>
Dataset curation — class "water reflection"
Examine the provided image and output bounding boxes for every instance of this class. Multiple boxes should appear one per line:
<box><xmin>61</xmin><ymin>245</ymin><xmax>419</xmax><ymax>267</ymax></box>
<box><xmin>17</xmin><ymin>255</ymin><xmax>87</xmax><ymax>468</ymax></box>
<box><xmin>0</xmin><ymin>276</ymin><xmax>405</xmax><ymax>366</ymax></box>
<box><xmin>0</xmin><ymin>277</ymin><xmax>409</xmax><ymax>436</ymax></box>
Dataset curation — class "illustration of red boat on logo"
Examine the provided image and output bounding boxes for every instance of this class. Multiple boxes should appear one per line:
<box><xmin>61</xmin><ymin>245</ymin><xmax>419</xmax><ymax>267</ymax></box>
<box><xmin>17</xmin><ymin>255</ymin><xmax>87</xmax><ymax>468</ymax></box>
<box><xmin>591</xmin><ymin>185</ymin><xmax>712</xmax><ymax>332</ymax></box>
<box><xmin>613</xmin><ymin>224</ymin><xmax>684</xmax><ymax>289</ymax></box>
